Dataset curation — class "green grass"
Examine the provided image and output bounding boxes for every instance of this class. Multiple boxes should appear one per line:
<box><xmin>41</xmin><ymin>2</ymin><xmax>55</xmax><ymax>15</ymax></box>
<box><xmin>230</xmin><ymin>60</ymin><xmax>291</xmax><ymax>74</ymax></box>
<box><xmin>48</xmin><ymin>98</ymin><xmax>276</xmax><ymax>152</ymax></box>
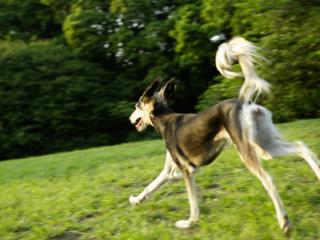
<box><xmin>0</xmin><ymin>119</ymin><xmax>319</xmax><ymax>240</ymax></box>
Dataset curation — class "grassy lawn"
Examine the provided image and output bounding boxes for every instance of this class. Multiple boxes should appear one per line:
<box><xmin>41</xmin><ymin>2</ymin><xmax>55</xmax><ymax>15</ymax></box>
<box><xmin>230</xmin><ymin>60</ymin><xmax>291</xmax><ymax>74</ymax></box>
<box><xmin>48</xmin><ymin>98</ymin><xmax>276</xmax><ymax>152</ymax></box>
<box><xmin>0</xmin><ymin>119</ymin><xmax>319</xmax><ymax>240</ymax></box>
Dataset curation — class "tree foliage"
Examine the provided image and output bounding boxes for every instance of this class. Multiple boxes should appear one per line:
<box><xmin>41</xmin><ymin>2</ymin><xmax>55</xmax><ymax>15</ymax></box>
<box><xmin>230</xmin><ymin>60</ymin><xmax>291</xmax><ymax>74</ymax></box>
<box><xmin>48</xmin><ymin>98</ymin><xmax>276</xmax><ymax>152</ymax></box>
<box><xmin>196</xmin><ymin>0</ymin><xmax>320</xmax><ymax>121</ymax></box>
<box><xmin>0</xmin><ymin>0</ymin><xmax>60</xmax><ymax>40</ymax></box>
<box><xmin>0</xmin><ymin>0</ymin><xmax>319</xmax><ymax>160</ymax></box>
<box><xmin>0</xmin><ymin>41</ymin><xmax>124</xmax><ymax>159</ymax></box>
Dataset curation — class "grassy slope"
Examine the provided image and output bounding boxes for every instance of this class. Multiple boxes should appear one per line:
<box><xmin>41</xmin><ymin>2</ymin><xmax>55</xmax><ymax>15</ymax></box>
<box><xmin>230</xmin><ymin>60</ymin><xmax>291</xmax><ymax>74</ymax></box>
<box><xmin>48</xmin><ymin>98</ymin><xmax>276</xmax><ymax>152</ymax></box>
<box><xmin>0</xmin><ymin>119</ymin><xmax>319</xmax><ymax>240</ymax></box>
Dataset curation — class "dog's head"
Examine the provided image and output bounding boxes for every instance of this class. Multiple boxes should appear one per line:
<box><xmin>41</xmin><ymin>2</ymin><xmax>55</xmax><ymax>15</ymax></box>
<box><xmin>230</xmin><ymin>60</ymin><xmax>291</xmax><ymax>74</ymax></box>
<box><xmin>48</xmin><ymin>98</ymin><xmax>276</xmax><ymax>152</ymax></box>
<box><xmin>129</xmin><ymin>78</ymin><xmax>176</xmax><ymax>132</ymax></box>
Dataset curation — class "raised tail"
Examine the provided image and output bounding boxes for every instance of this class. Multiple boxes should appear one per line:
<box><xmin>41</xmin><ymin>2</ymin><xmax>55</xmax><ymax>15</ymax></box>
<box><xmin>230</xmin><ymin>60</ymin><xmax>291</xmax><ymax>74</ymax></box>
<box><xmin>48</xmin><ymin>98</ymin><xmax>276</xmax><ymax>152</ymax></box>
<box><xmin>215</xmin><ymin>37</ymin><xmax>270</xmax><ymax>102</ymax></box>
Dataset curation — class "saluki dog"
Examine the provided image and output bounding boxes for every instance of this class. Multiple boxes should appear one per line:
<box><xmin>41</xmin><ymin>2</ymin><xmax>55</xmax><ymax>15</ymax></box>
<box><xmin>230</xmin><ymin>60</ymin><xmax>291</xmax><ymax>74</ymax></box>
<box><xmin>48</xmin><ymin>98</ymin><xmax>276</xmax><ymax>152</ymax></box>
<box><xmin>128</xmin><ymin>37</ymin><xmax>320</xmax><ymax>233</ymax></box>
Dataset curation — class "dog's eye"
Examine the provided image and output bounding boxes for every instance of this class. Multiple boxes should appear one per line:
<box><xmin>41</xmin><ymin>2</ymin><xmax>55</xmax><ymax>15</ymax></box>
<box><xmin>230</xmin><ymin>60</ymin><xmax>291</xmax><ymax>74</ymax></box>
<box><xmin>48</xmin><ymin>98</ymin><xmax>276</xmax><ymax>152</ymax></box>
<box><xmin>136</xmin><ymin>102</ymin><xmax>142</xmax><ymax>109</ymax></box>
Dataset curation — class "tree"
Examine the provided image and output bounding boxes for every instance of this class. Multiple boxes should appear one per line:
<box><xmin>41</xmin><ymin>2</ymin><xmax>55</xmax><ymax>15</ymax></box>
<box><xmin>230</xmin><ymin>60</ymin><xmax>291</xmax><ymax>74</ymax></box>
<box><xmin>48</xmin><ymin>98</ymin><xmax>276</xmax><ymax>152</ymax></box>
<box><xmin>0</xmin><ymin>40</ymin><xmax>121</xmax><ymax>159</ymax></box>
<box><xmin>197</xmin><ymin>0</ymin><xmax>320</xmax><ymax>121</ymax></box>
<box><xmin>0</xmin><ymin>0</ymin><xmax>60</xmax><ymax>40</ymax></box>
<box><xmin>1</xmin><ymin>0</ymin><xmax>319</xmax><ymax>160</ymax></box>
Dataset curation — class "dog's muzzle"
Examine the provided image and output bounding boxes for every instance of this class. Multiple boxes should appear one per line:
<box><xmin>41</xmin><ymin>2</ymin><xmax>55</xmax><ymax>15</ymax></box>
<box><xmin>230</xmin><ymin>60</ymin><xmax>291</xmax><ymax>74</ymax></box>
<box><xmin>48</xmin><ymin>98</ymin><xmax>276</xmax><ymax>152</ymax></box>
<box><xmin>134</xmin><ymin>117</ymin><xmax>143</xmax><ymax>130</ymax></box>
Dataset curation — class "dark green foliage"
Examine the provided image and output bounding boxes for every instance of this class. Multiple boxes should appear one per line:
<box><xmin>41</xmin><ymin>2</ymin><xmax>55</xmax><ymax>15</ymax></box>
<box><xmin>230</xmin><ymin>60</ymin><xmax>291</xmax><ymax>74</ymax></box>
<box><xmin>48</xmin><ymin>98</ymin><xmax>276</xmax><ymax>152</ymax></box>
<box><xmin>0</xmin><ymin>0</ymin><xmax>60</xmax><ymax>40</ymax></box>
<box><xmin>196</xmin><ymin>76</ymin><xmax>242</xmax><ymax>111</ymax></box>
<box><xmin>258</xmin><ymin>3</ymin><xmax>320</xmax><ymax>121</ymax></box>
<box><xmin>0</xmin><ymin>41</ymin><xmax>132</xmax><ymax>160</ymax></box>
<box><xmin>197</xmin><ymin>0</ymin><xmax>320</xmax><ymax>121</ymax></box>
<box><xmin>0</xmin><ymin>0</ymin><xmax>319</xmax><ymax>160</ymax></box>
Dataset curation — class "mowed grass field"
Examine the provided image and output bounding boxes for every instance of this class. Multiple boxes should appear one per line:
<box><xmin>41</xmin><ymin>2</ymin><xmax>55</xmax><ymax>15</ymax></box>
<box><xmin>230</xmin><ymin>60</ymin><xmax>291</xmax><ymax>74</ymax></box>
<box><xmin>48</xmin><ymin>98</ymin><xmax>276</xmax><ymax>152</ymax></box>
<box><xmin>0</xmin><ymin>119</ymin><xmax>319</xmax><ymax>240</ymax></box>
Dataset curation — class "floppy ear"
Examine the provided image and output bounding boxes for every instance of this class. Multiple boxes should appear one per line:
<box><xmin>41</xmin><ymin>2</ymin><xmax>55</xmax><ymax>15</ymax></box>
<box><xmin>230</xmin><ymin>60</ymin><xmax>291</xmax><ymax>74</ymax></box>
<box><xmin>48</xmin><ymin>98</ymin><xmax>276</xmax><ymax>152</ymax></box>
<box><xmin>141</xmin><ymin>77</ymin><xmax>161</xmax><ymax>98</ymax></box>
<box><xmin>159</xmin><ymin>78</ymin><xmax>176</xmax><ymax>100</ymax></box>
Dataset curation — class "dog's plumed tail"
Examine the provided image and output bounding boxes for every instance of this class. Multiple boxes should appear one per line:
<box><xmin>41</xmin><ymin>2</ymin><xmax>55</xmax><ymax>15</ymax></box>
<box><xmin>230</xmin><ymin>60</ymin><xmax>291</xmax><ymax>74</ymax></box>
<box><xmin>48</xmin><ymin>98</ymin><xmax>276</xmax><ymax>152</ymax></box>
<box><xmin>215</xmin><ymin>37</ymin><xmax>270</xmax><ymax>102</ymax></box>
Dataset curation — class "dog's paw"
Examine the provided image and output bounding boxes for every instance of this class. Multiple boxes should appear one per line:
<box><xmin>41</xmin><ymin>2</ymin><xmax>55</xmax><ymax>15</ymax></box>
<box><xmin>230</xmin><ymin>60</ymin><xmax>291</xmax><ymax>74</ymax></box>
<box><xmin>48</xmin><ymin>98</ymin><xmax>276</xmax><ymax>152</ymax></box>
<box><xmin>129</xmin><ymin>195</ymin><xmax>140</xmax><ymax>205</ymax></box>
<box><xmin>281</xmin><ymin>216</ymin><xmax>291</xmax><ymax>234</ymax></box>
<box><xmin>175</xmin><ymin>219</ymin><xmax>192</xmax><ymax>229</ymax></box>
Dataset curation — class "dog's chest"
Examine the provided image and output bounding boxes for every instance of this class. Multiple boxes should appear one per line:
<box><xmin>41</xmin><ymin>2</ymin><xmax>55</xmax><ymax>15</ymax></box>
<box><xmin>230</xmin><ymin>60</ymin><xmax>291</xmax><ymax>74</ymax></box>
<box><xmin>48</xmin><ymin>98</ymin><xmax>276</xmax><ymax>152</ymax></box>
<box><xmin>165</xmin><ymin>128</ymin><xmax>229</xmax><ymax>169</ymax></box>
<box><xmin>160</xmin><ymin>110</ymin><xmax>232</xmax><ymax>169</ymax></box>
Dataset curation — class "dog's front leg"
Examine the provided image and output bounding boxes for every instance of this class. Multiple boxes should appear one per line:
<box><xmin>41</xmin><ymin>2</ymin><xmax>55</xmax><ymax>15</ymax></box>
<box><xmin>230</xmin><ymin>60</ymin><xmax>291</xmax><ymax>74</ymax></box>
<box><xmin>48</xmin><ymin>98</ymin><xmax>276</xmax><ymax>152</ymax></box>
<box><xmin>175</xmin><ymin>172</ymin><xmax>199</xmax><ymax>229</ymax></box>
<box><xmin>129</xmin><ymin>151</ymin><xmax>174</xmax><ymax>205</ymax></box>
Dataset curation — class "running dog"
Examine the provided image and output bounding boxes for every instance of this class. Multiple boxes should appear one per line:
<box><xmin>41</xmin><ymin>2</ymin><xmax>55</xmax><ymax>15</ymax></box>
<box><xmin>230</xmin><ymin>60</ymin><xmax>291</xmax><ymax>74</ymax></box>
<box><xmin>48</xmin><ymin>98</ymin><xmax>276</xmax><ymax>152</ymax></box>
<box><xmin>128</xmin><ymin>37</ymin><xmax>320</xmax><ymax>233</ymax></box>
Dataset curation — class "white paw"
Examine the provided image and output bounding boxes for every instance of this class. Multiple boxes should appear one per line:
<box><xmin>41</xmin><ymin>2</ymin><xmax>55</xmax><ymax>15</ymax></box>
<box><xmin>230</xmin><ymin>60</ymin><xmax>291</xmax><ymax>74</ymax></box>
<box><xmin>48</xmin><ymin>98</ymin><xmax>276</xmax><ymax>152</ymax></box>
<box><xmin>280</xmin><ymin>215</ymin><xmax>291</xmax><ymax>234</ymax></box>
<box><xmin>175</xmin><ymin>219</ymin><xmax>192</xmax><ymax>229</ymax></box>
<box><xmin>129</xmin><ymin>195</ymin><xmax>140</xmax><ymax>205</ymax></box>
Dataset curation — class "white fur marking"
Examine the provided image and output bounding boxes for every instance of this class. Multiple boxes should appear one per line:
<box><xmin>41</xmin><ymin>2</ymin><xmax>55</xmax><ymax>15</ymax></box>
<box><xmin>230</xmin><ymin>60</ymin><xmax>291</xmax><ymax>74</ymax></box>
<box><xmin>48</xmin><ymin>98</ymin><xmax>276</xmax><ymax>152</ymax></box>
<box><xmin>129</xmin><ymin>151</ymin><xmax>176</xmax><ymax>205</ymax></box>
<box><xmin>296</xmin><ymin>141</ymin><xmax>320</xmax><ymax>181</ymax></box>
<box><xmin>215</xmin><ymin>37</ymin><xmax>270</xmax><ymax>102</ymax></box>
<box><xmin>129</xmin><ymin>102</ymin><xmax>154</xmax><ymax>131</ymax></box>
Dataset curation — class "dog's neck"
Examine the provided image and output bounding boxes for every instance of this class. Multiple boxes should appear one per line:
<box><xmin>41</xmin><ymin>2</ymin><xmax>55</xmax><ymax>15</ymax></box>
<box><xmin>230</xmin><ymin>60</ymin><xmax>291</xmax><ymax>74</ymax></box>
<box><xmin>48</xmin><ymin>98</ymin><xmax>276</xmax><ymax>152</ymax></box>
<box><xmin>151</xmin><ymin>104</ymin><xmax>175</xmax><ymax>137</ymax></box>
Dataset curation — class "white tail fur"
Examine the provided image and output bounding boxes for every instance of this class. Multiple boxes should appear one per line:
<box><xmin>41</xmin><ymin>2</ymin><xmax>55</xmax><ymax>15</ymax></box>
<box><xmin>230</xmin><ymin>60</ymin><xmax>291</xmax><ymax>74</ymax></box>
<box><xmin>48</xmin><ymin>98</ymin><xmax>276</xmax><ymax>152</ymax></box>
<box><xmin>216</xmin><ymin>37</ymin><xmax>270</xmax><ymax>102</ymax></box>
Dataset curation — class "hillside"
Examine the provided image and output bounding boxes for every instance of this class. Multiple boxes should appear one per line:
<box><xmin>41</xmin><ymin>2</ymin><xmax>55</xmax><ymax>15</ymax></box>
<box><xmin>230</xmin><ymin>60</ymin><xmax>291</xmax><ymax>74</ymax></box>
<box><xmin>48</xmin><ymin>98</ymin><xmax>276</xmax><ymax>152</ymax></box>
<box><xmin>0</xmin><ymin>119</ymin><xmax>319</xmax><ymax>240</ymax></box>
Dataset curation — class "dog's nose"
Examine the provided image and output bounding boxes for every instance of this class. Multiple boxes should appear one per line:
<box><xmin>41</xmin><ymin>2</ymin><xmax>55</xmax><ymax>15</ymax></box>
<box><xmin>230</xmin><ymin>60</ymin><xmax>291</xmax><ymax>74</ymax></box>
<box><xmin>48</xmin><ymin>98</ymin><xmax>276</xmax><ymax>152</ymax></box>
<box><xmin>129</xmin><ymin>113</ymin><xmax>135</xmax><ymax>124</ymax></box>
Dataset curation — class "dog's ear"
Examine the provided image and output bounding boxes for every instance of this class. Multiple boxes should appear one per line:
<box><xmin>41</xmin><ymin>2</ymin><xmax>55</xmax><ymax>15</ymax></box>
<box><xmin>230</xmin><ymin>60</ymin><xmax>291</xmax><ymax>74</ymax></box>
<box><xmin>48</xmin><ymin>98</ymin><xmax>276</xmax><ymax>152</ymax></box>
<box><xmin>159</xmin><ymin>78</ymin><xmax>176</xmax><ymax>100</ymax></box>
<box><xmin>141</xmin><ymin>77</ymin><xmax>161</xmax><ymax>98</ymax></box>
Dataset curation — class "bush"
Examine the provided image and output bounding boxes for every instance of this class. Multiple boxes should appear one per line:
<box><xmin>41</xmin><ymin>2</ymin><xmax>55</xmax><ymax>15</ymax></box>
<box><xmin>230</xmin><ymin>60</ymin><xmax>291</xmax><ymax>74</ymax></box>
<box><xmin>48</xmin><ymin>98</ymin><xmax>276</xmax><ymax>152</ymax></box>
<box><xmin>0</xmin><ymin>40</ymin><xmax>129</xmax><ymax>160</ymax></box>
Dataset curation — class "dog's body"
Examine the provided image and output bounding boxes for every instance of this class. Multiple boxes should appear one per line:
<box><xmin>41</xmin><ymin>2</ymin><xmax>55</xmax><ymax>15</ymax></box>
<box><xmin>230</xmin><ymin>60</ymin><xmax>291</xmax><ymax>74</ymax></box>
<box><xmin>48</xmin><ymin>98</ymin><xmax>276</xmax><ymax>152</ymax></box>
<box><xmin>129</xmin><ymin>37</ymin><xmax>320</xmax><ymax>232</ymax></box>
<box><xmin>152</xmin><ymin>98</ymin><xmax>252</xmax><ymax>169</ymax></box>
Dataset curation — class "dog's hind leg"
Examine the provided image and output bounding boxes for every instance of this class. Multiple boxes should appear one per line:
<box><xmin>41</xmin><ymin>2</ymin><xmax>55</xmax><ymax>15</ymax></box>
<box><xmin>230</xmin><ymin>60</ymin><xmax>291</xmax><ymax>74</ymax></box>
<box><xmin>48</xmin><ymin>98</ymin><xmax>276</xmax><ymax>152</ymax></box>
<box><xmin>129</xmin><ymin>151</ymin><xmax>176</xmax><ymax>205</ymax></box>
<box><xmin>175</xmin><ymin>171</ymin><xmax>199</xmax><ymax>229</ymax></box>
<box><xmin>245</xmin><ymin>103</ymin><xmax>320</xmax><ymax>181</ymax></box>
<box><xmin>295</xmin><ymin>141</ymin><xmax>320</xmax><ymax>181</ymax></box>
<box><xmin>265</xmin><ymin>140</ymin><xmax>320</xmax><ymax>181</ymax></box>
<box><xmin>237</xmin><ymin>146</ymin><xmax>290</xmax><ymax>233</ymax></box>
